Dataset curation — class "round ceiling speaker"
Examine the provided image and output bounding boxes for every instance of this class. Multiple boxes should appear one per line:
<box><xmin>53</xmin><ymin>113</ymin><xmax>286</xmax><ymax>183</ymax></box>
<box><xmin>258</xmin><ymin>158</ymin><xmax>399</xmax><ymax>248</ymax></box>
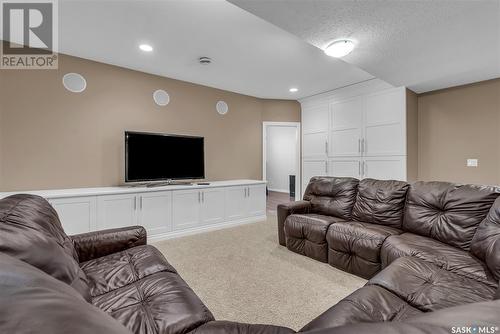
<box><xmin>62</xmin><ymin>73</ymin><xmax>87</xmax><ymax>93</ymax></box>
<box><xmin>216</xmin><ymin>101</ymin><xmax>228</xmax><ymax>115</ymax></box>
<box><xmin>199</xmin><ymin>57</ymin><xmax>212</xmax><ymax>65</ymax></box>
<box><xmin>153</xmin><ymin>89</ymin><xmax>170</xmax><ymax>106</ymax></box>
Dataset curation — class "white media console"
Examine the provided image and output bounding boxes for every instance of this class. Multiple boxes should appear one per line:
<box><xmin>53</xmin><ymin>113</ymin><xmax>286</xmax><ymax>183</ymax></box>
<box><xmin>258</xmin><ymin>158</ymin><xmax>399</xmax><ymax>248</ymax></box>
<box><xmin>0</xmin><ymin>180</ymin><xmax>267</xmax><ymax>242</ymax></box>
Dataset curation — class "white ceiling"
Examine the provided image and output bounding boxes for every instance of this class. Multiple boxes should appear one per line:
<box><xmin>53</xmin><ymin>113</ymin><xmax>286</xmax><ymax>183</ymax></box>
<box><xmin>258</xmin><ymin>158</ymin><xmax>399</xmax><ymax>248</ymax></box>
<box><xmin>229</xmin><ymin>0</ymin><xmax>500</xmax><ymax>93</ymax></box>
<box><xmin>58</xmin><ymin>0</ymin><xmax>374</xmax><ymax>100</ymax></box>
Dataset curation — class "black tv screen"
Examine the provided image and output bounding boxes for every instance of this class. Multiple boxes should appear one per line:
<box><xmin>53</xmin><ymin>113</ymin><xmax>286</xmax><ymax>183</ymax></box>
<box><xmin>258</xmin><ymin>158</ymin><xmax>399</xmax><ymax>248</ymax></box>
<box><xmin>125</xmin><ymin>131</ymin><xmax>205</xmax><ymax>182</ymax></box>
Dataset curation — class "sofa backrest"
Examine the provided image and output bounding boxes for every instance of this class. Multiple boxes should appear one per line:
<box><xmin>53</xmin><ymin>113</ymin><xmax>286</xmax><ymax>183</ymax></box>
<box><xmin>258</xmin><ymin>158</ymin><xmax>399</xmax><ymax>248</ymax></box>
<box><xmin>470</xmin><ymin>196</ymin><xmax>500</xmax><ymax>280</ymax></box>
<box><xmin>403</xmin><ymin>181</ymin><xmax>500</xmax><ymax>250</ymax></box>
<box><xmin>303</xmin><ymin>177</ymin><xmax>359</xmax><ymax>220</ymax></box>
<box><xmin>0</xmin><ymin>194</ymin><xmax>91</xmax><ymax>301</ymax></box>
<box><xmin>351</xmin><ymin>179</ymin><xmax>409</xmax><ymax>228</ymax></box>
<box><xmin>0</xmin><ymin>252</ymin><xmax>131</xmax><ymax>334</ymax></box>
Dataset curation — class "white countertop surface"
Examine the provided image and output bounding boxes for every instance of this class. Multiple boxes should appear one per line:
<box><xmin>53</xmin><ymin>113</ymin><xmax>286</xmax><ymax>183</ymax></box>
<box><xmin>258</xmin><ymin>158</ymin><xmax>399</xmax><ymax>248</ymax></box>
<box><xmin>0</xmin><ymin>179</ymin><xmax>267</xmax><ymax>199</ymax></box>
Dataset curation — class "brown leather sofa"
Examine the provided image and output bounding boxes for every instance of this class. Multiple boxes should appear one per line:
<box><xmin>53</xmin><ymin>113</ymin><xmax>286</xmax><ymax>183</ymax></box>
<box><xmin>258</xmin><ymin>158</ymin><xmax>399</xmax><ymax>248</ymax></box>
<box><xmin>1</xmin><ymin>188</ymin><xmax>500</xmax><ymax>334</ymax></box>
<box><xmin>278</xmin><ymin>176</ymin><xmax>500</xmax><ymax>331</ymax></box>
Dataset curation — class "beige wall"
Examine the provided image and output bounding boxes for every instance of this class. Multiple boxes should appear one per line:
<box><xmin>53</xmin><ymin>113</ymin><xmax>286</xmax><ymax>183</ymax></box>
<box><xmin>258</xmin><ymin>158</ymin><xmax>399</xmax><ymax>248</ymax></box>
<box><xmin>0</xmin><ymin>54</ymin><xmax>300</xmax><ymax>191</ymax></box>
<box><xmin>417</xmin><ymin>78</ymin><xmax>500</xmax><ymax>185</ymax></box>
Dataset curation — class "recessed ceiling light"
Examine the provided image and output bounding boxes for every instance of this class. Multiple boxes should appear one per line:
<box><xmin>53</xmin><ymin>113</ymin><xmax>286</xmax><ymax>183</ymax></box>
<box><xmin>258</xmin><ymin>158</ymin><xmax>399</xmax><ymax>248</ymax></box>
<box><xmin>289</xmin><ymin>87</ymin><xmax>298</xmax><ymax>93</ymax></box>
<box><xmin>324</xmin><ymin>39</ymin><xmax>355</xmax><ymax>58</ymax></box>
<box><xmin>139</xmin><ymin>44</ymin><xmax>153</xmax><ymax>52</ymax></box>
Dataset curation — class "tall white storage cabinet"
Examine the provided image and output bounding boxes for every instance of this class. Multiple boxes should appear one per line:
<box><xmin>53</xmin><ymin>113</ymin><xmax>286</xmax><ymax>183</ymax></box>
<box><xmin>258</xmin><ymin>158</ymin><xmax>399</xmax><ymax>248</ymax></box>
<box><xmin>301</xmin><ymin>80</ymin><xmax>417</xmax><ymax>194</ymax></box>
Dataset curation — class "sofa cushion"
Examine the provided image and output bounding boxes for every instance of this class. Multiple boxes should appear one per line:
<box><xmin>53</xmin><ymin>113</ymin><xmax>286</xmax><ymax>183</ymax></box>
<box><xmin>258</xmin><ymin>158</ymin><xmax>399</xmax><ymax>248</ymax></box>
<box><xmin>351</xmin><ymin>179</ymin><xmax>409</xmax><ymax>228</ymax></box>
<box><xmin>285</xmin><ymin>214</ymin><xmax>342</xmax><ymax>262</ymax></box>
<box><xmin>299</xmin><ymin>285</ymin><xmax>422</xmax><ymax>332</ymax></box>
<box><xmin>381</xmin><ymin>233</ymin><xmax>496</xmax><ymax>287</ymax></box>
<box><xmin>83</xmin><ymin>245</ymin><xmax>214</xmax><ymax>334</ymax></box>
<box><xmin>471</xmin><ymin>196</ymin><xmax>500</xmax><ymax>280</ymax></box>
<box><xmin>81</xmin><ymin>245</ymin><xmax>176</xmax><ymax>296</ymax></box>
<box><xmin>303</xmin><ymin>177</ymin><xmax>359</xmax><ymax>220</ymax></box>
<box><xmin>0</xmin><ymin>252</ymin><xmax>130</xmax><ymax>334</ymax></box>
<box><xmin>403</xmin><ymin>181</ymin><xmax>499</xmax><ymax>251</ymax></box>
<box><xmin>0</xmin><ymin>194</ymin><xmax>91</xmax><ymax>301</ymax></box>
<box><xmin>369</xmin><ymin>257</ymin><xmax>496</xmax><ymax>311</ymax></box>
<box><xmin>191</xmin><ymin>321</ymin><xmax>295</xmax><ymax>334</ymax></box>
<box><xmin>327</xmin><ymin>221</ymin><xmax>402</xmax><ymax>278</ymax></box>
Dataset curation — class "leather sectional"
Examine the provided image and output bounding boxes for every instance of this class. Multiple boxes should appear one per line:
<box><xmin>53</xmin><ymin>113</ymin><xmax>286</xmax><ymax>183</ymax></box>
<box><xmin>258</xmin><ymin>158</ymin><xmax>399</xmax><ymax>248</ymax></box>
<box><xmin>1</xmin><ymin>184</ymin><xmax>499</xmax><ymax>334</ymax></box>
<box><xmin>278</xmin><ymin>177</ymin><xmax>500</xmax><ymax>330</ymax></box>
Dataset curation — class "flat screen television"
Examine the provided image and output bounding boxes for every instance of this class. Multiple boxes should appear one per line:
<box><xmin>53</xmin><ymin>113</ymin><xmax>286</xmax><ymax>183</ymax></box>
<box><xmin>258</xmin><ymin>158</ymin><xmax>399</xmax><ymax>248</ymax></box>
<box><xmin>125</xmin><ymin>131</ymin><xmax>205</xmax><ymax>182</ymax></box>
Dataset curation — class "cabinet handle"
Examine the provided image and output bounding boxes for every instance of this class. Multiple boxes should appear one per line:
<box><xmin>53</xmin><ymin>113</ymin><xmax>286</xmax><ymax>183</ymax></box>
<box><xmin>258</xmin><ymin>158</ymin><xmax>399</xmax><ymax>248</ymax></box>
<box><xmin>325</xmin><ymin>161</ymin><xmax>328</xmax><ymax>174</ymax></box>
<box><xmin>202</xmin><ymin>192</ymin><xmax>204</xmax><ymax>203</ymax></box>
<box><xmin>362</xmin><ymin>138</ymin><xmax>366</xmax><ymax>154</ymax></box>
<box><xmin>364</xmin><ymin>161</ymin><xmax>367</xmax><ymax>176</ymax></box>
<box><xmin>358</xmin><ymin>161</ymin><xmax>361</xmax><ymax>176</ymax></box>
<box><xmin>134</xmin><ymin>197</ymin><xmax>137</xmax><ymax>211</ymax></box>
<box><xmin>140</xmin><ymin>196</ymin><xmax>143</xmax><ymax>210</ymax></box>
<box><xmin>325</xmin><ymin>141</ymin><xmax>328</xmax><ymax>154</ymax></box>
<box><xmin>248</xmin><ymin>187</ymin><xmax>250</xmax><ymax>197</ymax></box>
<box><xmin>358</xmin><ymin>138</ymin><xmax>361</xmax><ymax>153</ymax></box>
<box><xmin>245</xmin><ymin>188</ymin><xmax>248</xmax><ymax>197</ymax></box>
<box><xmin>198</xmin><ymin>191</ymin><xmax>201</xmax><ymax>203</ymax></box>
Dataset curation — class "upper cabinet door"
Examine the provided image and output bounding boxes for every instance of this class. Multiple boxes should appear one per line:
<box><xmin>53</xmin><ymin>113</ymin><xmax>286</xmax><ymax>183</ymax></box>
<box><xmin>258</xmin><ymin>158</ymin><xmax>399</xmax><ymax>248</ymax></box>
<box><xmin>137</xmin><ymin>191</ymin><xmax>172</xmax><ymax>236</ymax></box>
<box><xmin>329</xmin><ymin>98</ymin><xmax>364</xmax><ymax>157</ymax></box>
<box><xmin>364</xmin><ymin>88</ymin><xmax>406</xmax><ymax>156</ymax></box>
<box><xmin>303</xmin><ymin>132</ymin><xmax>327</xmax><ymax>158</ymax></box>
<box><xmin>97</xmin><ymin>194</ymin><xmax>138</xmax><ymax>230</ymax></box>
<box><xmin>302</xmin><ymin>103</ymin><xmax>329</xmax><ymax>134</ymax></box>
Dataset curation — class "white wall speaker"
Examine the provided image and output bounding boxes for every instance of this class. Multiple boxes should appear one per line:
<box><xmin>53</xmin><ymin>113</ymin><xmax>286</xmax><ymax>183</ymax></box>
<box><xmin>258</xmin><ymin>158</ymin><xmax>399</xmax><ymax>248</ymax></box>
<box><xmin>216</xmin><ymin>100</ymin><xmax>228</xmax><ymax>115</ymax></box>
<box><xmin>62</xmin><ymin>73</ymin><xmax>87</xmax><ymax>93</ymax></box>
<box><xmin>153</xmin><ymin>89</ymin><xmax>170</xmax><ymax>106</ymax></box>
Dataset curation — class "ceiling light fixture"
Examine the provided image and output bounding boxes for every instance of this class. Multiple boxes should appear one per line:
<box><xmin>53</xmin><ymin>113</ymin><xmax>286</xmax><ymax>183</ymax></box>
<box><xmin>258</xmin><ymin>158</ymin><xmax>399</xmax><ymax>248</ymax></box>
<box><xmin>139</xmin><ymin>44</ymin><xmax>153</xmax><ymax>52</ymax></box>
<box><xmin>289</xmin><ymin>87</ymin><xmax>298</xmax><ymax>93</ymax></box>
<box><xmin>324</xmin><ymin>39</ymin><xmax>355</xmax><ymax>58</ymax></box>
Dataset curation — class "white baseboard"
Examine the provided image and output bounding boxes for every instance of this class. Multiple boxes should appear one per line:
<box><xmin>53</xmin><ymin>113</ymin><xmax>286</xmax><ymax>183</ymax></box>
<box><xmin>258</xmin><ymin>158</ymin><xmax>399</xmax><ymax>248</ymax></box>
<box><xmin>268</xmin><ymin>188</ymin><xmax>290</xmax><ymax>194</ymax></box>
<box><xmin>148</xmin><ymin>215</ymin><xmax>267</xmax><ymax>243</ymax></box>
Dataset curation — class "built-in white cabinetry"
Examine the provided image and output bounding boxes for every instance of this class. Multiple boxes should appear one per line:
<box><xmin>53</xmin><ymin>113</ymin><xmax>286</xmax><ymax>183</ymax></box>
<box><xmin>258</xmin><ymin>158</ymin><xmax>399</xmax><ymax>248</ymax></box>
<box><xmin>301</xmin><ymin>81</ymin><xmax>417</xmax><ymax>193</ymax></box>
<box><xmin>5</xmin><ymin>180</ymin><xmax>266</xmax><ymax>242</ymax></box>
<box><xmin>49</xmin><ymin>196</ymin><xmax>96</xmax><ymax>235</ymax></box>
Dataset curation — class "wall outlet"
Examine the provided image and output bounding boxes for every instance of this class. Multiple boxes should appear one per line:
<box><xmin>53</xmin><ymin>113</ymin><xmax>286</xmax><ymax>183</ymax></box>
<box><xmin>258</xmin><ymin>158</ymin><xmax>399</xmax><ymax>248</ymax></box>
<box><xmin>467</xmin><ymin>159</ymin><xmax>478</xmax><ymax>167</ymax></box>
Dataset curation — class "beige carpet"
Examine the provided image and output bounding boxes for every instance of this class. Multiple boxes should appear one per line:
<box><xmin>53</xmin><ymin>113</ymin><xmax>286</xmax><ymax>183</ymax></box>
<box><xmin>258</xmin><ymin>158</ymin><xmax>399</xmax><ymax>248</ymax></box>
<box><xmin>153</xmin><ymin>216</ymin><xmax>366</xmax><ymax>330</ymax></box>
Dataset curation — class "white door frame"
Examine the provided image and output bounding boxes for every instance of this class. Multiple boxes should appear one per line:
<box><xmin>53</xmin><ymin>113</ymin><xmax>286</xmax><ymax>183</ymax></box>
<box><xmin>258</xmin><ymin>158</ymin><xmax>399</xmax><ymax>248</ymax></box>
<box><xmin>262</xmin><ymin>121</ymin><xmax>301</xmax><ymax>201</ymax></box>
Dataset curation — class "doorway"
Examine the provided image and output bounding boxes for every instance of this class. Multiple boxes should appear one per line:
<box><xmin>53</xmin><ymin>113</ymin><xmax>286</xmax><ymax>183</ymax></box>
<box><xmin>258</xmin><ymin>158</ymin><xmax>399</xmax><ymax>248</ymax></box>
<box><xmin>263</xmin><ymin>122</ymin><xmax>301</xmax><ymax>214</ymax></box>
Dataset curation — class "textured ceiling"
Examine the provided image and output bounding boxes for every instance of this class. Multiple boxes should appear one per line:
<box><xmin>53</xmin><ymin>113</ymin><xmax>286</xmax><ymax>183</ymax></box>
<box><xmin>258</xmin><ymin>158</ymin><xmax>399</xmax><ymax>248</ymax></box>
<box><xmin>229</xmin><ymin>0</ymin><xmax>500</xmax><ymax>93</ymax></box>
<box><xmin>57</xmin><ymin>0</ymin><xmax>374</xmax><ymax>100</ymax></box>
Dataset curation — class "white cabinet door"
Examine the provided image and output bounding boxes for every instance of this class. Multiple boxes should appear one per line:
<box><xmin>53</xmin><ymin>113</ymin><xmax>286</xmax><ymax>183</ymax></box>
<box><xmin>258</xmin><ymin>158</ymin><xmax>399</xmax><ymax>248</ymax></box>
<box><xmin>303</xmin><ymin>132</ymin><xmax>327</xmax><ymax>158</ymax></box>
<box><xmin>328</xmin><ymin>158</ymin><xmax>362</xmax><ymax>179</ymax></box>
<box><xmin>364</xmin><ymin>88</ymin><xmax>405</xmax><ymax>156</ymax></box>
<box><xmin>246</xmin><ymin>184</ymin><xmax>266</xmax><ymax>217</ymax></box>
<box><xmin>137</xmin><ymin>191</ymin><xmax>172</xmax><ymax>236</ymax></box>
<box><xmin>225</xmin><ymin>186</ymin><xmax>247</xmax><ymax>220</ymax></box>
<box><xmin>97</xmin><ymin>194</ymin><xmax>137</xmax><ymax>230</ymax></box>
<box><xmin>172</xmin><ymin>190</ymin><xmax>201</xmax><ymax>230</ymax></box>
<box><xmin>49</xmin><ymin>196</ymin><xmax>96</xmax><ymax>235</ymax></box>
<box><xmin>302</xmin><ymin>104</ymin><xmax>329</xmax><ymax>134</ymax></box>
<box><xmin>200</xmin><ymin>188</ymin><xmax>225</xmax><ymax>225</ymax></box>
<box><xmin>302</xmin><ymin>159</ymin><xmax>328</xmax><ymax>193</ymax></box>
<box><xmin>363</xmin><ymin>156</ymin><xmax>406</xmax><ymax>181</ymax></box>
<box><xmin>329</xmin><ymin>97</ymin><xmax>364</xmax><ymax>157</ymax></box>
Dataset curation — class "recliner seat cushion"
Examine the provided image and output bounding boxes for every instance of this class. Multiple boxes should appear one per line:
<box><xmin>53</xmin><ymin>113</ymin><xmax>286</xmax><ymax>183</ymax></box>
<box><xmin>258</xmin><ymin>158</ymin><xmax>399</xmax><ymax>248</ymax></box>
<box><xmin>82</xmin><ymin>245</ymin><xmax>214</xmax><ymax>334</ymax></box>
<box><xmin>470</xmin><ymin>196</ymin><xmax>500</xmax><ymax>280</ymax></box>
<box><xmin>0</xmin><ymin>194</ymin><xmax>91</xmax><ymax>301</ymax></box>
<box><xmin>369</xmin><ymin>257</ymin><xmax>497</xmax><ymax>311</ymax></box>
<box><xmin>300</xmin><ymin>285</ymin><xmax>422</xmax><ymax>332</ymax></box>
<box><xmin>381</xmin><ymin>233</ymin><xmax>496</xmax><ymax>287</ymax></box>
<box><xmin>403</xmin><ymin>181</ymin><xmax>499</xmax><ymax>251</ymax></box>
<box><xmin>351</xmin><ymin>179</ymin><xmax>409</xmax><ymax>228</ymax></box>
<box><xmin>327</xmin><ymin>221</ymin><xmax>402</xmax><ymax>278</ymax></box>
<box><xmin>285</xmin><ymin>214</ymin><xmax>341</xmax><ymax>262</ymax></box>
<box><xmin>303</xmin><ymin>177</ymin><xmax>359</xmax><ymax>220</ymax></box>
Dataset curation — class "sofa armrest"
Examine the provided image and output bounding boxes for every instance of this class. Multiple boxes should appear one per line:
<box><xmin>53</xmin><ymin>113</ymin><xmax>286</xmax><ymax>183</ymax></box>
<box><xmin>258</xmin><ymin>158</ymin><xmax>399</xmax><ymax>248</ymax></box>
<box><xmin>190</xmin><ymin>321</ymin><xmax>295</xmax><ymax>334</ymax></box>
<box><xmin>277</xmin><ymin>200</ymin><xmax>311</xmax><ymax>246</ymax></box>
<box><xmin>71</xmin><ymin>226</ymin><xmax>147</xmax><ymax>263</ymax></box>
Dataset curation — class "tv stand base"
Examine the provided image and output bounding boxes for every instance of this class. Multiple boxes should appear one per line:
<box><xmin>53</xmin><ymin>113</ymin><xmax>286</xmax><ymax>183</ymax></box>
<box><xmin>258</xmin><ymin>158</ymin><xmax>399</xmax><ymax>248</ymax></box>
<box><xmin>146</xmin><ymin>180</ymin><xmax>193</xmax><ymax>187</ymax></box>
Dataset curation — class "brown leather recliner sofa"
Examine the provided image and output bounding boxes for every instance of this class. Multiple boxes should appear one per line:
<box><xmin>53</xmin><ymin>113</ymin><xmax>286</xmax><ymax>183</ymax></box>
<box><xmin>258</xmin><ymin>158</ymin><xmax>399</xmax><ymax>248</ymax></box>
<box><xmin>1</xmin><ymin>189</ymin><xmax>500</xmax><ymax>334</ymax></box>
<box><xmin>278</xmin><ymin>176</ymin><xmax>500</xmax><ymax>330</ymax></box>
